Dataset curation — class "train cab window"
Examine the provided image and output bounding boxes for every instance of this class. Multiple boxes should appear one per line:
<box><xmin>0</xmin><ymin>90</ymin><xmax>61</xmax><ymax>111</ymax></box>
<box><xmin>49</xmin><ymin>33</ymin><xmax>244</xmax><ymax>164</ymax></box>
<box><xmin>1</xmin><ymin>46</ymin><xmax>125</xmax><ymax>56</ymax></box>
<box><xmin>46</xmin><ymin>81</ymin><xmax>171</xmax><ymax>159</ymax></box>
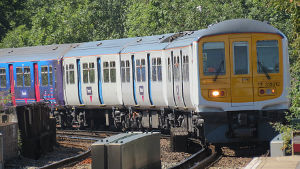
<box><xmin>110</xmin><ymin>61</ymin><xmax>116</xmax><ymax>83</ymax></box>
<box><xmin>24</xmin><ymin>67</ymin><xmax>31</xmax><ymax>87</ymax></box>
<box><xmin>65</xmin><ymin>65</ymin><xmax>69</xmax><ymax>84</ymax></box>
<box><xmin>49</xmin><ymin>66</ymin><xmax>53</xmax><ymax>86</ymax></box>
<box><xmin>256</xmin><ymin>40</ymin><xmax>279</xmax><ymax>73</ymax></box>
<box><xmin>0</xmin><ymin>68</ymin><xmax>6</xmax><ymax>88</ymax></box>
<box><xmin>233</xmin><ymin>42</ymin><xmax>249</xmax><ymax>75</ymax></box>
<box><xmin>69</xmin><ymin>64</ymin><xmax>75</xmax><ymax>84</ymax></box>
<box><xmin>16</xmin><ymin>67</ymin><xmax>23</xmax><ymax>87</ymax></box>
<box><xmin>41</xmin><ymin>66</ymin><xmax>49</xmax><ymax>86</ymax></box>
<box><xmin>202</xmin><ymin>42</ymin><xmax>225</xmax><ymax>76</ymax></box>
<box><xmin>152</xmin><ymin>58</ymin><xmax>157</xmax><ymax>81</ymax></box>
<box><xmin>125</xmin><ymin>60</ymin><xmax>130</xmax><ymax>82</ymax></box>
<box><xmin>103</xmin><ymin>62</ymin><xmax>109</xmax><ymax>83</ymax></box>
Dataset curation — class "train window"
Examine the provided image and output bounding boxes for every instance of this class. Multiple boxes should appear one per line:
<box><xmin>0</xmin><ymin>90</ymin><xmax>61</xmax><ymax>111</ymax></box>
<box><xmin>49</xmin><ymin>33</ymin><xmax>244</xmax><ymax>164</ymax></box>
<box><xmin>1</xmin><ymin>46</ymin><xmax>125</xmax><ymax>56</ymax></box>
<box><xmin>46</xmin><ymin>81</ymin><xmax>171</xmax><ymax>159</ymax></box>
<box><xmin>168</xmin><ymin>58</ymin><xmax>171</xmax><ymax>82</ymax></box>
<box><xmin>233</xmin><ymin>41</ymin><xmax>249</xmax><ymax>75</ymax></box>
<box><xmin>24</xmin><ymin>67</ymin><xmax>31</xmax><ymax>87</ymax></box>
<box><xmin>136</xmin><ymin>59</ymin><xmax>141</xmax><ymax>82</ymax></box>
<box><xmin>203</xmin><ymin>42</ymin><xmax>225</xmax><ymax>76</ymax></box>
<box><xmin>126</xmin><ymin>60</ymin><xmax>130</xmax><ymax>82</ymax></box>
<box><xmin>183</xmin><ymin>55</ymin><xmax>189</xmax><ymax>81</ymax></box>
<box><xmin>0</xmin><ymin>68</ymin><xmax>6</xmax><ymax>88</ymax></box>
<box><xmin>65</xmin><ymin>65</ymin><xmax>69</xmax><ymax>84</ymax></box>
<box><xmin>69</xmin><ymin>64</ymin><xmax>75</xmax><ymax>84</ymax></box>
<box><xmin>41</xmin><ymin>66</ymin><xmax>48</xmax><ymax>86</ymax></box>
<box><xmin>89</xmin><ymin>62</ymin><xmax>95</xmax><ymax>83</ymax></box>
<box><xmin>157</xmin><ymin>58</ymin><xmax>162</xmax><ymax>81</ymax></box>
<box><xmin>121</xmin><ymin>61</ymin><xmax>125</xmax><ymax>82</ymax></box>
<box><xmin>83</xmin><ymin>63</ymin><xmax>89</xmax><ymax>83</ymax></box>
<box><xmin>256</xmin><ymin>40</ymin><xmax>279</xmax><ymax>73</ymax></box>
<box><xmin>49</xmin><ymin>66</ymin><xmax>53</xmax><ymax>86</ymax></box>
<box><xmin>141</xmin><ymin>59</ymin><xmax>146</xmax><ymax>82</ymax></box>
<box><xmin>110</xmin><ymin>61</ymin><xmax>116</xmax><ymax>83</ymax></box>
<box><xmin>185</xmin><ymin>56</ymin><xmax>189</xmax><ymax>81</ymax></box>
<box><xmin>16</xmin><ymin>67</ymin><xmax>23</xmax><ymax>87</ymax></box>
<box><xmin>152</xmin><ymin>58</ymin><xmax>157</xmax><ymax>81</ymax></box>
<box><xmin>174</xmin><ymin>56</ymin><xmax>180</xmax><ymax>82</ymax></box>
<box><xmin>103</xmin><ymin>62</ymin><xmax>109</xmax><ymax>83</ymax></box>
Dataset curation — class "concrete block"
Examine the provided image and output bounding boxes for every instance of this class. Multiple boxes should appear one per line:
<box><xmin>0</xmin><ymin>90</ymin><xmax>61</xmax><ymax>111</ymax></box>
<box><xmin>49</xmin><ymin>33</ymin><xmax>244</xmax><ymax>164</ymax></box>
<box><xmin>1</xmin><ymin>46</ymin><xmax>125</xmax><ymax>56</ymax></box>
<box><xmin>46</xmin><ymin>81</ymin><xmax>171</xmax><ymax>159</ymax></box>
<box><xmin>270</xmin><ymin>133</ymin><xmax>285</xmax><ymax>157</ymax></box>
<box><xmin>91</xmin><ymin>133</ymin><xmax>135</xmax><ymax>169</ymax></box>
<box><xmin>107</xmin><ymin>132</ymin><xmax>161</xmax><ymax>169</ymax></box>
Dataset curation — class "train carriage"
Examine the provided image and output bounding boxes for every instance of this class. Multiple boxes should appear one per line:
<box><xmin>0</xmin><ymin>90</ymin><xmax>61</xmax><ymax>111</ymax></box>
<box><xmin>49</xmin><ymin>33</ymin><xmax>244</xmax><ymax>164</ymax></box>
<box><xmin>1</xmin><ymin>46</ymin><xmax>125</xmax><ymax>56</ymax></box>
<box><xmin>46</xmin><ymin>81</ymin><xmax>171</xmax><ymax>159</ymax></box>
<box><xmin>0</xmin><ymin>44</ymin><xmax>74</xmax><ymax>107</ymax></box>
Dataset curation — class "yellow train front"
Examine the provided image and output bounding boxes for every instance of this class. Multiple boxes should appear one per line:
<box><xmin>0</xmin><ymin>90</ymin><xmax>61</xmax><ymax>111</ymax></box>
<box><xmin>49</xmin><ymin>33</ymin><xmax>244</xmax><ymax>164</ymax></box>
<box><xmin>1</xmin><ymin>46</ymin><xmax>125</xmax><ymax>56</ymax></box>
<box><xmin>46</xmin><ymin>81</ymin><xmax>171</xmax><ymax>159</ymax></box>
<box><xmin>196</xmin><ymin>19</ymin><xmax>290</xmax><ymax>143</ymax></box>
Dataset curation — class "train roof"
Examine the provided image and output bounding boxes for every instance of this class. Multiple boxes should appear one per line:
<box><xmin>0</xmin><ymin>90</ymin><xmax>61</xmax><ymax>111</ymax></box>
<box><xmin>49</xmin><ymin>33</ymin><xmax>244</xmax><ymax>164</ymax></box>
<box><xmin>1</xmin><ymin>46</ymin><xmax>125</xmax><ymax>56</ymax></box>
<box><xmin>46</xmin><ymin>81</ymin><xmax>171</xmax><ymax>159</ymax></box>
<box><xmin>0</xmin><ymin>43</ymin><xmax>76</xmax><ymax>63</ymax></box>
<box><xmin>0</xmin><ymin>19</ymin><xmax>285</xmax><ymax>62</ymax></box>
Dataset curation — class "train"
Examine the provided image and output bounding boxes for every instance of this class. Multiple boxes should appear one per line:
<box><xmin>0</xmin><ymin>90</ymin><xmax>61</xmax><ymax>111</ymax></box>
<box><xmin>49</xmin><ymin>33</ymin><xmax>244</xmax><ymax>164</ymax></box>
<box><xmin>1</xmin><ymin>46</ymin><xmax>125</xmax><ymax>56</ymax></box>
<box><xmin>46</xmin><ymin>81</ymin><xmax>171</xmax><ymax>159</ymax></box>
<box><xmin>0</xmin><ymin>19</ymin><xmax>290</xmax><ymax>143</ymax></box>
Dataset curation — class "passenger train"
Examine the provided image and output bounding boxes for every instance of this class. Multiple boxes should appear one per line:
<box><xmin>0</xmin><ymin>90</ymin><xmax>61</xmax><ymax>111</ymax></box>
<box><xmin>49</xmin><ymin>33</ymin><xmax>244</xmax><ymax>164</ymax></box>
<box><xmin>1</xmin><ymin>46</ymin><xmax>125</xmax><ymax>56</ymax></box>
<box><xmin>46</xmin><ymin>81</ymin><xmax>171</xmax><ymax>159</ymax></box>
<box><xmin>0</xmin><ymin>19</ymin><xmax>290</xmax><ymax>143</ymax></box>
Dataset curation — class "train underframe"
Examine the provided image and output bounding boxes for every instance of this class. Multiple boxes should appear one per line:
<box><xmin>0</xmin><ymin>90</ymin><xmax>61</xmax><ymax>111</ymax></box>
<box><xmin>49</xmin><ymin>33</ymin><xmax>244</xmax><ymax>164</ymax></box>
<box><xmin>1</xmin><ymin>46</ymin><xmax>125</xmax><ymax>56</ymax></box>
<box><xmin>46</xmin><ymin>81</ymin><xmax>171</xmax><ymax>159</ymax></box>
<box><xmin>53</xmin><ymin>106</ymin><xmax>286</xmax><ymax>143</ymax></box>
<box><xmin>54</xmin><ymin>106</ymin><xmax>205</xmax><ymax>138</ymax></box>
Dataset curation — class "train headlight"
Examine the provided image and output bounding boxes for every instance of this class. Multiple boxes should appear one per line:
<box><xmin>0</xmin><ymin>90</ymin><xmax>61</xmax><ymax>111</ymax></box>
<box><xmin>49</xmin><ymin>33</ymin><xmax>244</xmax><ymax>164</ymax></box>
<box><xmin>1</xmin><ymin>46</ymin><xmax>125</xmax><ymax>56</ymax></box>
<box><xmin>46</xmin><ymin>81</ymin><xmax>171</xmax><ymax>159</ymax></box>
<box><xmin>259</xmin><ymin>88</ymin><xmax>276</xmax><ymax>96</ymax></box>
<box><xmin>212</xmin><ymin>90</ymin><xmax>220</xmax><ymax>97</ymax></box>
<box><xmin>209</xmin><ymin>89</ymin><xmax>225</xmax><ymax>98</ymax></box>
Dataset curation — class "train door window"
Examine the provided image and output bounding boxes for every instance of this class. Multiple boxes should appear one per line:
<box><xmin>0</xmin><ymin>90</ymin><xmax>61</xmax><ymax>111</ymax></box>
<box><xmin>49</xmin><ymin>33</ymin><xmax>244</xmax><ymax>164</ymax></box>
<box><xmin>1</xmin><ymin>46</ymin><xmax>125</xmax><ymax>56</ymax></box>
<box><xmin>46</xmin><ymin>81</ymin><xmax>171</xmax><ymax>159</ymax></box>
<box><xmin>157</xmin><ymin>58</ymin><xmax>162</xmax><ymax>81</ymax></box>
<box><xmin>174</xmin><ymin>56</ymin><xmax>180</xmax><ymax>82</ymax></box>
<box><xmin>185</xmin><ymin>55</ymin><xmax>189</xmax><ymax>81</ymax></box>
<box><xmin>103</xmin><ymin>62</ymin><xmax>109</xmax><ymax>83</ymax></box>
<box><xmin>168</xmin><ymin>57</ymin><xmax>171</xmax><ymax>82</ymax></box>
<box><xmin>65</xmin><ymin>65</ymin><xmax>69</xmax><ymax>84</ymax></box>
<box><xmin>41</xmin><ymin>66</ymin><xmax>49</xmax><ymax>86</ymax></box>
<box><xmin>233</xmin><ymin>42</ymin><xmax>249</xmax><ymax>75</ymax></box>
<box><xmin>24</xmin><ymin>67</ymin><xmax>31</xmax><ymax>87</ymax></box>
<box><xmin>125</xmin><ymin>60</ymin><xmax>130</xmax><ymax>82</ymax></box>
<box><xmin>256</xmin><ymin>40</ymin><xmax>279</xmax><ymax>73</ymax></box>
<box><xmin>49</xmin><ymin>66</ymin><xmax>53</xmax><ymax>86</ymax></box>
<box><xmin>141</xmin><ymin>59</ymin><xmax>146</xmax><ymax>82</ymax></box>
<box><xmin>16</xmin><ymin>67</ymin><xmax>23</xmax><ymax>87</ymax></box>
<box><xmin>89</xmin><ymin>63</ymin><xmax>95</xmax><ymax>83</ymax></box>
<box><xmin>0</xmin><ymin>68</ymin><xmax>6</xmax><ymax>88</ymax></box>
<box><xmin>152</xmin><ymin>58</ymin><xmax>157</xmax><ymax>81</ymax></box>
<box><xmin>83</xmin><ymin>63</ymin><xmax>89</xmax><ymax>83</ymax></box>
<box><xmin>202</xmin><ymin>42</ymin><xmax>225</xmax><ymax>76</ymax></box>
<box><xmin>110</xmin><ymin>61</ymin><xmax>116</xmax><ymax>83</ymax></box>
<box><xmin>136</xmin><ymin>59</ymin><xmax>141</xmax><ymax>82</ymax></box>
<box><xmin>69</xmin><ymin>64</ymin><xmax>75</xmax><ymax>84</ymax></box>
<box><xmin>182</xmin><ymin>55</ymin><xmax>189</xmax><ymax>82</ymax></box>
<box><xmin>121</xmin><ymin>61</ymin><xmax>125</xmax><ymax>82</ymax></box>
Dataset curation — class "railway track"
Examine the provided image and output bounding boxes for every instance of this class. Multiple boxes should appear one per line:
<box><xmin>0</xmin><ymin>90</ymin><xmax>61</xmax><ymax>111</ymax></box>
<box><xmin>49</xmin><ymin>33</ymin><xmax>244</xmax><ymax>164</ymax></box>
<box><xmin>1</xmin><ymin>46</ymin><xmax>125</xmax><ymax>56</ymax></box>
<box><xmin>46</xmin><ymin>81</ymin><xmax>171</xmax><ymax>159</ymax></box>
<box><xmin>40</xmin><ymin>130</ymin><xmax>220</xmax><ymax>169</ymax></box>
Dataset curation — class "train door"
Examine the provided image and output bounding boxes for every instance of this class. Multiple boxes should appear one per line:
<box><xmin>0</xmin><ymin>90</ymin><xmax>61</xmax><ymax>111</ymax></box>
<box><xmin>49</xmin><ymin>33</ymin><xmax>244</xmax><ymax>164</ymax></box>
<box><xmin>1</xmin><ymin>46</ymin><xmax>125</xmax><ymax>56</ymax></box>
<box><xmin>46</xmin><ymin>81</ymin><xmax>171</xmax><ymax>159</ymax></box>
<box><xmin>173</xmin><ymin>51</ymin><xmax>185</xmax><ymax>107</ymax></box>
<box><xmin>34</xmin><ymin>63</ymin><xmax>41</xmax><ymax>102</ymax></box>
<box><xmin>97</xmin><ymin>58</ymin><xmax>104</xmax><ymax>104</ymax></box>
<box><xmin>9</xmin><ymin>65</ymin><xmax>16</xmax><ymax>105</ymax></box>
<box><xmin>38</xmin><ymin>61</ymin><xmax>55</xmax><ymax>103</ymax></box>
<box><xmin>166</xmin><ymin>51</ymin><xmax>176</xmax><ymax>107</ymax></box>
<box><xmin>229</xmin><ymin>37</ymin><xmax>254</xmax><ymax>106</ymax></box>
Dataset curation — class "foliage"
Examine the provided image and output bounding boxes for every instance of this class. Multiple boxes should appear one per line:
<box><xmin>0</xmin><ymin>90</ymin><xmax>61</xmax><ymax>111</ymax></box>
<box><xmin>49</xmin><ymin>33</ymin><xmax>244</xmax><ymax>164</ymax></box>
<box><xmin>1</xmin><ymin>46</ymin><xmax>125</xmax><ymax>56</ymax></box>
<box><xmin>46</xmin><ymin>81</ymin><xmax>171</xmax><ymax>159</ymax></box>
<box><xmin>0</xmin><ymin>91</ymin><xmax>12</xmax><ymax>110</ymax></box>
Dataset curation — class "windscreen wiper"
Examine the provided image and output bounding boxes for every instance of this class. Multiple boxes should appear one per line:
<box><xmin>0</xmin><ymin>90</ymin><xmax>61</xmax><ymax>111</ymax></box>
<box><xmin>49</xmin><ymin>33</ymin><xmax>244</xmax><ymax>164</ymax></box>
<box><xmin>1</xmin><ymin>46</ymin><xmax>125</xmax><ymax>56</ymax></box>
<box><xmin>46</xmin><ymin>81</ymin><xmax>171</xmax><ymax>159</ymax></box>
<box><xmin>258</xmin><ymin>61</ymin><xmax>271</xmax><ymax>80</ymax></box>
<box><xmin>213</xmin><ymin>60</ymin><xmax>224</xmax><ymax>81</ymax></box>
